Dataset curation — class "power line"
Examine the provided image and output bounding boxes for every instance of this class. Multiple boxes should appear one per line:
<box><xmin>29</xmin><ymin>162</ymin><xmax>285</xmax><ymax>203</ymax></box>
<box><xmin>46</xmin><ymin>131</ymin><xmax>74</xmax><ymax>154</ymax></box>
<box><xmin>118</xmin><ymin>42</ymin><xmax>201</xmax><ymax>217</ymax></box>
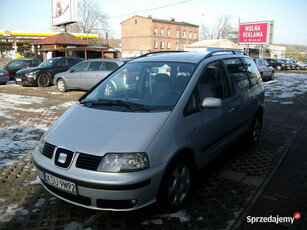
<box><xmin>275</xmin><ymin>34</ymin><xmax>307</xmax><ymax>38</ymax></box>
<box><xmin>106</xmin><ymin>0</ymin><xmax>193</xmax><ymax>19</ymax></box>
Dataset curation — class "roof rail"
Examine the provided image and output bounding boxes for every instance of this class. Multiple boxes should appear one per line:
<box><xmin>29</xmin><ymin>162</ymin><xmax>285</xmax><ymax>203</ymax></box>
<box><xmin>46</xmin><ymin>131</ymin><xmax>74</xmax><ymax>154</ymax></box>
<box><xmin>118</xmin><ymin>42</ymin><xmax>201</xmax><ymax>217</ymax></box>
<box><xmin>136</xmin><ymin>50</ymin><xmax>187</xmax><ymax>59</ymax></box>
<box><xmin>204</xmin><ymin>49</ymin><xmax>247</xmax><ymax>59</ymax></box>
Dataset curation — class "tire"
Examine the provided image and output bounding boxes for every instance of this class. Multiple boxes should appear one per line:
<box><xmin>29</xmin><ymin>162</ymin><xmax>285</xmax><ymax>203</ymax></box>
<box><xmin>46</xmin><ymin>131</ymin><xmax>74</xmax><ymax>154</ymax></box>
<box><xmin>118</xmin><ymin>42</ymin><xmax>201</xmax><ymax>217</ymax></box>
<box><xmin>247</xmin><ymin>115</ymin><xmax>262</xmax><ymax>145</ymax></box>
<box><xmin>158</xmin><ymin>156</ymin><xmax>192</xmax><ymax>211</ymax></box>
<box><xmin>270</xmin><ymin>71</ymin><xmax>274</xmax><ymax>80</ymax></box>
<box><xmin>104</xmin><ymin>82</ymin><xmax>115</xmax><ymax>96</ymax></box>
<box><xmin>37</xmin><ymin>74</ymin><xmax>51</xmax><ymax>87</ymax></box>
<box><xmin>57</xmin><ymin>79</ymin><xmax>67</xmax><ymax>92</ymax></box>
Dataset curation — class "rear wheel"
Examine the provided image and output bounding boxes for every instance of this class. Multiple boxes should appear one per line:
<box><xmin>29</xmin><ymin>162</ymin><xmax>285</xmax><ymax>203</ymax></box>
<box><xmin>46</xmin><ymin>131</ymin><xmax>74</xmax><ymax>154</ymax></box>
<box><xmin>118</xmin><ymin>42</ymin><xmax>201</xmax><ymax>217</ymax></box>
<box><xmin>37</xmin><ymin>74</ymin><xmax>51</xmax><ymax>87</ymax></box>
<box><xmin>270</xmin><ymin>71</ymin><xmax>274</xmax><ymax>80</ymax></box>
<box><xmin>247</xmin><ymin>115</ymin><xmax>262</xmax><ymax>145</ymax></box>
<box><xmin>158</xmin><ymin>156</ymin><xmax>192</xmax><ymax>211</ymax></box>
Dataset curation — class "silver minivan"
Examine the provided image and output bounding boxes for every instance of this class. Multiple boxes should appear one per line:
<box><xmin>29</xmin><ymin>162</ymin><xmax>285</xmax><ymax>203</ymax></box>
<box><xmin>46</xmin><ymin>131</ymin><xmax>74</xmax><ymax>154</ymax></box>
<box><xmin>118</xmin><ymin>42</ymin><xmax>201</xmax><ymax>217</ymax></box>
<box><xmin>33</xmin><ymin>51</ymin><xmax>265</xmax><ymax>211</ymax></box>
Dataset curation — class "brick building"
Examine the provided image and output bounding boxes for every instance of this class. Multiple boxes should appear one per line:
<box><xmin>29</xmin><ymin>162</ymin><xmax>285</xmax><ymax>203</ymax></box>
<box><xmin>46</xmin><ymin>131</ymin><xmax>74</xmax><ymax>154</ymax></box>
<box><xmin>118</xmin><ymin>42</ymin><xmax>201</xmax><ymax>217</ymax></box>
<box><xmin>121</xmin><ymin>15</ymin><xmax>199</xmax><ymax>57</ymax></box>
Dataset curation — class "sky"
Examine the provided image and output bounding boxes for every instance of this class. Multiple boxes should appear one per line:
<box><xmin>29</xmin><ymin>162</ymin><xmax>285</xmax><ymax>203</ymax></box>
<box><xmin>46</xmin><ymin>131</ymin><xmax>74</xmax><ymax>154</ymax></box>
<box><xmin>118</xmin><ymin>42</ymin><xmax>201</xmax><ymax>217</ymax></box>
<box><xmin>0</xmin><ymin>0</ymin><xmax>307</xmax><ymax>46</ymax></box>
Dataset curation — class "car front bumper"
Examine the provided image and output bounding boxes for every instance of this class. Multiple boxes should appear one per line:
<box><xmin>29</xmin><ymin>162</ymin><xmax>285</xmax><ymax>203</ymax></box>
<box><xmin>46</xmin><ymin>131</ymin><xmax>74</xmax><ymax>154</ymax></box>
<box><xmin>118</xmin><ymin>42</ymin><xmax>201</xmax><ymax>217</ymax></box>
<box><xmin>32</xmin><ymin>148</ymin><xmax>166</xmax><ymax>211</ymax></box>
<box><xmin>15</xmin><ymin>73</ymin><xmax>38</xmax><ymax>86</ymax></box>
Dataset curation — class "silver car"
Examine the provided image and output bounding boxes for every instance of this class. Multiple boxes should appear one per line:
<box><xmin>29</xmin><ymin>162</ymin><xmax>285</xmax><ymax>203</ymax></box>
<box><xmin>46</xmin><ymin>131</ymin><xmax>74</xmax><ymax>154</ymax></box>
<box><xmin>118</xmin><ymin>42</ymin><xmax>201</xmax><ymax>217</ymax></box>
<box><xmin>33</xmin><ymin>51</ymin><xmax>265</xmax><ymax>211</ymax></box>
<box><xmin>254</xmin><ymin>58</ymin><xmax>274</xmax><ymax>81</ymax></box>
<box><xmin>53</xmin><ymin>59</ymin><xmax>129</xmax><ymax>92</ymax></box>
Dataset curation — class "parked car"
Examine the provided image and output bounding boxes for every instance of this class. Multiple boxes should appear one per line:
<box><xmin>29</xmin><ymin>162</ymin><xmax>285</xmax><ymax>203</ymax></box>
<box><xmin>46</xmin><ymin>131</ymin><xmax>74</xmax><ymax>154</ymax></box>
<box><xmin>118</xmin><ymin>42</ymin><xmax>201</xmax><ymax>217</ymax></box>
<box><xmin>15</xmin><ymin>56</ymin><xmax>83</xmax><ymax>87</ymax></box>
<box><xmin>265</xmin><ymin>58</ymin><xmax>287</xmax><ymax>70</ymax></box>
<box><xmin>3</xmin><ymin>58</ymin><xmax>41</xmax><ymax>80</ymax></box>
<box><xmin>254</xmin><ymin>58</ymin><xmax>274</xmax><ymax>81</ymax></box>
<box><xmin>295</xmin><ymin>61</ymin><xmax>307</xmax><ymax>70</ymax></box>
<box><xmin>279</xmin><ymin>59</ymin><xmax>291</xmax><ymax>70</ymax></box>
<box><xmin>54</xmin><ymin>59</ymin><xmax>130</xmax><ymax>92</ymax></box>
<box><xmin>0</xmin><ymin>68</ymin><xmax>9</xmax><ymax>84</ymax></box>
<box><xmin>33</xmin><ymin>51</ymin><xmax>265</xmax><ymax>211</ymax></box>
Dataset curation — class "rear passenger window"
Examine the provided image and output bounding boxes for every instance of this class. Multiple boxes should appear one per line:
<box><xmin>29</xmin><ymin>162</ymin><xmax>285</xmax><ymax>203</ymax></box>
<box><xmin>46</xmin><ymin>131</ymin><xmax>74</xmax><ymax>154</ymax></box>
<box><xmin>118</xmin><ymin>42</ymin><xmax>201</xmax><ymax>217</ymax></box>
<box><xmin>244</xmin><ymin>58</ymin><xmax>261</xmax><ymax>86</ymax></box>
<box><xmin>88</xmin><ymin>62</ymin><xmax>103</xmax><ymax>71</ymax></box>
<box><xmin>222</xmin><ymin>58</ymin><xmax>250</xmax><ymax>91</ymax></box>
<box><xmin>106</xmin><ymin>62</ymin><xmax>119</xmax><ymax>71</ymax></box>
<box><xmin>198</xmin><ymin>61</ymin><xmax>229</xmax><ymax>100</ymax></box>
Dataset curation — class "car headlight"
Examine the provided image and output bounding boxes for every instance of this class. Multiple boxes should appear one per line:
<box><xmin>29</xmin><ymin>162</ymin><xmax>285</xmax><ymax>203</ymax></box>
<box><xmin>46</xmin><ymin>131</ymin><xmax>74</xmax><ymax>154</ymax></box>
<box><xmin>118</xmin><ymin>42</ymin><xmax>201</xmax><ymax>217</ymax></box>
<box><xmin>25</xmin><ymin>70</ymin><xmax>40</xmax><ymax>77</ymax></box>
<box><xmin>37</xmin><ymin>133</ymin><xmax>46</xmax><ymax>153</ymax></box>
<box><xmin>97</xmin><ymin>152</ymin><xmax>149</xmax><ymax>172</ymax></box>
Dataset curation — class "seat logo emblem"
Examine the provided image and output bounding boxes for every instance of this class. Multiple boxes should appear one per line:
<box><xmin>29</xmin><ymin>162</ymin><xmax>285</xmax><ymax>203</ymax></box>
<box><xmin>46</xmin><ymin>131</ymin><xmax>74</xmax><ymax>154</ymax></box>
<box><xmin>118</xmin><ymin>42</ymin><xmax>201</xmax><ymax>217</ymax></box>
<box><xmin>58</xmin><ymin>153</ymin><xmax>67</xmax><ymax>164</ymax></box>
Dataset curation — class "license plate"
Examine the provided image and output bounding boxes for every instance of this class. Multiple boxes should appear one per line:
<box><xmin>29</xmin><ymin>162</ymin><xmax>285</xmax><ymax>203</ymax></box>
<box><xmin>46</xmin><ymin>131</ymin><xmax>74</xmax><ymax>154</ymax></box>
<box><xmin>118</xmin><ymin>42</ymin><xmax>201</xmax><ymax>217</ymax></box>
<box><xmin>44</xmin><ymin>172</ymin><xmax>77</xmax><ymax>195</ymax></box>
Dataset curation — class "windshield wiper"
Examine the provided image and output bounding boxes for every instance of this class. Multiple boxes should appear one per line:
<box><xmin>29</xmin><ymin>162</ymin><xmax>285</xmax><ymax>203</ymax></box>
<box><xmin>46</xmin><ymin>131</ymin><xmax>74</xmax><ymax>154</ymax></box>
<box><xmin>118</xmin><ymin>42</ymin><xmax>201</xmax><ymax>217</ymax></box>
<box><xmin>80</xmin><ymin>99</ymin><xmax>151</xmax><ymax>111</ymax></box>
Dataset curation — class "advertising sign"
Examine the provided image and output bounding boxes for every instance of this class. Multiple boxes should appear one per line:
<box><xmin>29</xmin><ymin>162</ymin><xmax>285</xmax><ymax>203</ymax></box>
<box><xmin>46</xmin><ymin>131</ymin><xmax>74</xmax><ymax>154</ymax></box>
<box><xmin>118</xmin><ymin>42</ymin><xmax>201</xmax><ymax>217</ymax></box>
<box><xmin>239</xmin><ymin>22</ymin><xmax>271</xmax><ymax>44</ymax></box>
<box><xmin>52</xmin><ymin>0</ymin><xmax>77</xmax><ymax>26</ymax></box>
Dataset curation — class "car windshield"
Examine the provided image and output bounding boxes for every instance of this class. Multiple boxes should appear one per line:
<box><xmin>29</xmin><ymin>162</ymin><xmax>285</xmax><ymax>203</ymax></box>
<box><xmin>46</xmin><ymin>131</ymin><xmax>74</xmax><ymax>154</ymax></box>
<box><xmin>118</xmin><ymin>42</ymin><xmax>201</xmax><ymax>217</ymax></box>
<box><xmin>80</xmin><ymin>61</ymin><xmax>196</xmax><ymax>111</ymax></box>
<box><xmin>39</xmin><ymin>58</ymin><xmax>58</xmax><ymax>67</ymax></box>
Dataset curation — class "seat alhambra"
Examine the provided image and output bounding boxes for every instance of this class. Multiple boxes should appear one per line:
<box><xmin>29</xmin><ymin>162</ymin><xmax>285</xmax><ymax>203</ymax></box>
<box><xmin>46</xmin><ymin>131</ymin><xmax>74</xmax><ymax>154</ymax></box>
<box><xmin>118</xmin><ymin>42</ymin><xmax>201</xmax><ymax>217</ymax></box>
<box><xmin>33</xmin><ymin>51</ymin><xmax>265</xmax><ymax>211</ymax></box>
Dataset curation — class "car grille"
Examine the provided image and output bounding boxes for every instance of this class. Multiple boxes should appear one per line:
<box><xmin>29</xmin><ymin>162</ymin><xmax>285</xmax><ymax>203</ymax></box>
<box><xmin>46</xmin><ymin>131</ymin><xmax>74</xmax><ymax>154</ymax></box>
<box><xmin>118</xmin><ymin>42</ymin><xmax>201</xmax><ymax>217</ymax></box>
<box><xmin>42</xmin><ymin>142</ymin><xmax>56</xmax><ymax>159</ymax></box>
<box><xmin>76</xmin><ymin>153</ymin><xmax>103</xmax><ymax>171</ymax></box>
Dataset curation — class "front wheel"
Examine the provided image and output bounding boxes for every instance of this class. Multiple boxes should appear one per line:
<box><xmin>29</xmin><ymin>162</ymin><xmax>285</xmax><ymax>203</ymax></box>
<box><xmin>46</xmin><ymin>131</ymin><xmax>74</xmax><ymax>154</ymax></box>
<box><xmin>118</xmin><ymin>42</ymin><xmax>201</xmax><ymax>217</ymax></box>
<box><xmin>57</xmin><ymin>79</ymin><xmax>67</xmax><ymax>92</ymax></box>
<box><xmin>37</xmin><ymin>74</ymin><xmax>51</xmax><ymax>87</ymax></box>
<box><xmin>158</xmin><ymin>157</ymin><xmax>192</xmax><ymax>211</ymax></box>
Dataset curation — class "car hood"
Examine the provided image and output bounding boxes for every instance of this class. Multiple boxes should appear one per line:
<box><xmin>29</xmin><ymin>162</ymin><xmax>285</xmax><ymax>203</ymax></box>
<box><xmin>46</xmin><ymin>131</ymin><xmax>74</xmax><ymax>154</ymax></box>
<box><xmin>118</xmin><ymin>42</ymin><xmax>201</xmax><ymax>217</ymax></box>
<box><xmin>46</xmin><ymin>104</ymin><xmax>171</xmax><ymax>156</ymax></box>
<box><xmin>16</xmin><ymin>66</ymin><xmax>50</xmax><ymax>74</ymax></box>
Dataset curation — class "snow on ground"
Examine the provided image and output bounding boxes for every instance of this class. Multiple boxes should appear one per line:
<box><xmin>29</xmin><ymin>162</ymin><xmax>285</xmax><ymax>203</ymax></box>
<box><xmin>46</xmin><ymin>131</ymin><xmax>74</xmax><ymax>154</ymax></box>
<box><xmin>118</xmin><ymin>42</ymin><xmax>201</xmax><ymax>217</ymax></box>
<box><xmin>264</xmin><ymin>73</ymin><xmax>307</xmax><ymax>103</ymax></box>
<box><xmin>0</xmin><ymin>93</ymin><xmax>74</xmax><ymax>167</ymax></box>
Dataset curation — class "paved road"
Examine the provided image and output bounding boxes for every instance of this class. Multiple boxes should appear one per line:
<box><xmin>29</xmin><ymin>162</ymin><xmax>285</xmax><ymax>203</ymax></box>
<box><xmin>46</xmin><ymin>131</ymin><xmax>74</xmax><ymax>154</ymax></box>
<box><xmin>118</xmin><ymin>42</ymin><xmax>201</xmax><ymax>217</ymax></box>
<box><xmin>0</xmin><ymin>73</ymin><xmax>306</xmax><ymax>229</ymax></box>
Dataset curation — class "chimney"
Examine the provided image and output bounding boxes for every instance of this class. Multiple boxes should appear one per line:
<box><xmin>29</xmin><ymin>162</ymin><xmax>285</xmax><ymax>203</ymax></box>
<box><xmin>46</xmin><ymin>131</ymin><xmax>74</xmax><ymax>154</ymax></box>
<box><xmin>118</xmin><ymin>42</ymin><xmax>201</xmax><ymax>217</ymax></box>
<box><xmin>148</xmin><ymin>15</ymin><xmax>152</xmax><ymax>18</ymax></box>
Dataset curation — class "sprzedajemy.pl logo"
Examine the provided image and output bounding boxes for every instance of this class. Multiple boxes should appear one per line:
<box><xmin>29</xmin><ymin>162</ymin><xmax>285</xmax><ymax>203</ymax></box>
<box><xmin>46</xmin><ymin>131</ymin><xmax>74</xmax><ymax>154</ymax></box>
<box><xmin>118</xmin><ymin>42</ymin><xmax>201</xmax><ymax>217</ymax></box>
<box><xmin>247</xmin><ymin>212</ymin><xmax>301</xmax><ymax>224</ymax></box>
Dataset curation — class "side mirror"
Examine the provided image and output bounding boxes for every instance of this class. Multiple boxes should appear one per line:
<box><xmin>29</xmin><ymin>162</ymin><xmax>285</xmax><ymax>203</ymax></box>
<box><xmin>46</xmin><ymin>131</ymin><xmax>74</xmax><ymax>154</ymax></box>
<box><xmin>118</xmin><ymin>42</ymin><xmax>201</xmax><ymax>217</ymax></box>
<box><xmin>69</xmin><ymin>69</ymin><xmax>74</xmax><ymax>73</ymax></box>
<box><xmin>201</xmin><ymin>97</ymin><xmax>222</xmax><ymax>109</ymax></box>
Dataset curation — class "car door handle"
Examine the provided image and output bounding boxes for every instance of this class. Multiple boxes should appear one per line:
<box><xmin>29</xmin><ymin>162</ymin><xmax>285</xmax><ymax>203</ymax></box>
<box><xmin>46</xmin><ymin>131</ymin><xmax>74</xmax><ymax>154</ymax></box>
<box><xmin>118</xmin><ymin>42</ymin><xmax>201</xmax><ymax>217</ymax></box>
<box><xmin>228</xmin><ymin>107</ymin><xmax>234</xmax><ymax>113</ymax></box>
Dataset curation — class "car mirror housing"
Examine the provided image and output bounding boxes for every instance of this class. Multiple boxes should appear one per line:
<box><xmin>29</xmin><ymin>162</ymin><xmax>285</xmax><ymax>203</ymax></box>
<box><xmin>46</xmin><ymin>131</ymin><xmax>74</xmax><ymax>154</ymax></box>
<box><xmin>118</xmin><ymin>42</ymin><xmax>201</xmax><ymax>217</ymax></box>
<box><xmin>201</xmin><ymin>97</ymin><xmax>222</xmax><ymax>109</ymax></box>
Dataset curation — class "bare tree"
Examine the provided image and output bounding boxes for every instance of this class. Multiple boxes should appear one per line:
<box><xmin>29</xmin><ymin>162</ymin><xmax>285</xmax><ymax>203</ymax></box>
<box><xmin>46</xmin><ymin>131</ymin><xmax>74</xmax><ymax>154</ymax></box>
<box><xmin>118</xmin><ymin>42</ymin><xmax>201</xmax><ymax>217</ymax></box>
<box><xmin>200</xmin><ymin>15</ymin><xmax>232</xmax><ymax>40</ymax></box>
<box><xmin>68</xmin><ymin>0</ymin><xmax>109</xmax><ymax>38</ymax></box>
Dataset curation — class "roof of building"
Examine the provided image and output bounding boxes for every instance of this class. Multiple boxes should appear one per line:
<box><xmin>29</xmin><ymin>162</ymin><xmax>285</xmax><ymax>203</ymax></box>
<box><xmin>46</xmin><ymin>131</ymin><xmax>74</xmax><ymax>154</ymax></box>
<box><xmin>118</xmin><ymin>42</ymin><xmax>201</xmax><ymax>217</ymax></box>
<box><xmin>186</xmin><ymin>39</ymin><xmax>242</xmax><ymax>50</ymax></box>
<box><xmin>121</xmin><ymin>15</ymin><xmax>199</xmax><ymax>27</ymax></box>
<box><xmin>31</xmin><ymin>32</ymin><xmax>89</xmax><ymax>46</ymax></box>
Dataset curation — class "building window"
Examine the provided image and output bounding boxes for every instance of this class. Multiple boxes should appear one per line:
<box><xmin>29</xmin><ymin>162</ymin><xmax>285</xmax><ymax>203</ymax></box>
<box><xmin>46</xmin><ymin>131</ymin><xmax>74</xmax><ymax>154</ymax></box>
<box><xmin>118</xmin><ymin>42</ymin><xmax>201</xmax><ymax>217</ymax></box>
<box><xmin>176</xmin><ymin>30</ymin><xmax>180</xmax><ymax>38</ymax></box>
<box><xmin>154</xmin><ymin>41</ymin><xmax>158</xmax><ymax>48</ymax></box>
<box><xmin>183</xmin><ymin>31</ymin><xmax>186</xmax><ymax>38</ymax></box>
<box><xmin>167</xmin><ymin>29</ymin><xmax>170</xmax><ymax>37</ymax></box>
<box><xmin>176</xmin><ymin>42</ymin><xmax>179</xmax><ymax>50</ymax></box>
<box><xmin>167</xmin><ymin>42</ymin><xmax>171</xmax><ymax>49</ymax></box>
<box><xmin>160</xmin><ymin>42</ymin><xmax>164</xmax><ymax>49</ymax></box>
<box><xmin>154</xmin><ymin>28</ymin><xmax>157</xmax><ymax>36</ymax></box>
<box><xmin>183</xmin><ymin>43</ymin><xmax>186</xmax><ymax>50</ymax></box>
<box><xmin>189</xmin><ymin>32</ymin><xmax>192</xmax><ymax>39</ymax></box>
<box><xmin>161</xmin><ymin>28</ymin><xmax>164</xmax><ymax>36</ymax></box>
<box><xmin>135</xmin><ymin>19</ymin><xmax>137</xmax><ymax>24</ymax></box>
<box><xmin>194</xmin><ymin>32</ymin><xmax>197</xmax><ymax>39</ymax></box>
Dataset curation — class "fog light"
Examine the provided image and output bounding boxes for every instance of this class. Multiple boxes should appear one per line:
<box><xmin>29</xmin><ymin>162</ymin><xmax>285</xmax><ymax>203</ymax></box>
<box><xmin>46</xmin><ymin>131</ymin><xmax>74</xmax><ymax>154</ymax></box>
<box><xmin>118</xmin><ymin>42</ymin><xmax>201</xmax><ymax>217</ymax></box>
<box><xmin>130</xmin><ymin>199</ymin><xmax>137</xmax><ymax>205</ymax></box>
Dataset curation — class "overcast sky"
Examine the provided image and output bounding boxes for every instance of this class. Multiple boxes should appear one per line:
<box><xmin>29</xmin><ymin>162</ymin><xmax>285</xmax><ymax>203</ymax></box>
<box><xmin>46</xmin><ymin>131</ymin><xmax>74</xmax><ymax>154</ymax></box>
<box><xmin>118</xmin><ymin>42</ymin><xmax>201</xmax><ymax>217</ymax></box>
<box><xmin>0</xmin><ymin>0</ymin><xmax>306</xmax><ymax>45</ymax></box>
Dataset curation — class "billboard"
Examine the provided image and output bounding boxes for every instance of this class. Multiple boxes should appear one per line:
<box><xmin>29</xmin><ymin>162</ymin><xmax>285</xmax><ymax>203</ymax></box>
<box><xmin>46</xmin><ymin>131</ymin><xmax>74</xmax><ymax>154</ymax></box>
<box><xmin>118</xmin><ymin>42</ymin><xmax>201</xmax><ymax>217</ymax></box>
<box><xmin>239</xmin><ymin>21</ymin><xmax>273</xmax><ymax>44</ymax></box>
<box><xmin>52</xmin><ymin>0</ymin><xmax>77</xmax><ymax>26</ymax></box>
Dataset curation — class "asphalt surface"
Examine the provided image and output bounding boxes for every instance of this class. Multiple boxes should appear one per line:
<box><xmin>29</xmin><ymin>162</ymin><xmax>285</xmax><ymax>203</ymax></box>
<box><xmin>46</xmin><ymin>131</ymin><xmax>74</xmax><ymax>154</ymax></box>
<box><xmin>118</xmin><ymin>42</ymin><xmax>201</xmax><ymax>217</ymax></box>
<box><xmin>0</xmin><ymin>73</ymin><xmax>306</xmax><ymax>230</ymax></box>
